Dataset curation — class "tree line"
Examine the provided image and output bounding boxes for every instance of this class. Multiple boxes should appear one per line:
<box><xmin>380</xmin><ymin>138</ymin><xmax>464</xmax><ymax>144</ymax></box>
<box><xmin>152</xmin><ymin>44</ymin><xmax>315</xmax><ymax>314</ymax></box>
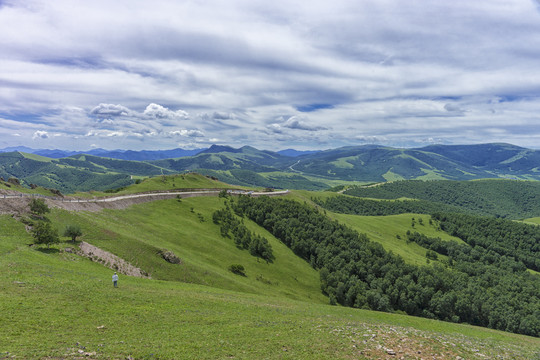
<box><xmin>431</xmin><ymin>212</ymin><xmax>540</xmax><ymax>272</ymax></box>
<box><xmin>212</xmin><ymin>205</ymin><xmax>275</xmax><ymax>263</ymax></box>
<box><xmin>231</xmin><ymin>195</ymin><xmax>540</xmax><ymax>337</ymax></box>
<box><xmin>343</xmin><ymin>179</ymin><xmax>540</xmax><ymax>219</ymax></box>
<box><xmin>313</xmin><ymin>195</ymin><xmax>465</xmax><ymax>216</ymax></box>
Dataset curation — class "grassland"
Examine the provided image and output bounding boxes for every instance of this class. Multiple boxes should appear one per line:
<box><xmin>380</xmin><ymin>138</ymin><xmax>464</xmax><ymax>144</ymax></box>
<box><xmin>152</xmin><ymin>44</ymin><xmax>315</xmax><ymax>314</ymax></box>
<box><xmin>1</xmin><ymin>181</ymin><xmax>539</xmax><ymax>359</ymax></box>
<box><xmin>289</xmin><ymin>190</ymin><xmax>463</xmax><ymax>265</ymax></box>
<box><xmin>50</xmin><ymin>196</ymin><xmax>325</xmax><ymax>303</ymax></box>
<box><xmin>72</xmin><ymin>173</ymin><xmax>236</xmax><ymax>198</ymax></box>
<box><xmin>330</xmin><ymin>213</ymin><xmax>464</xmax><ymax>266</ymax></box>
<box><xmin>2</xmin><ymin>212</ymin><xmax>539</xmax><ymax>359</ymax></box>
<box><xmin>0</xmin><ymin>180</ymin><xmax>60</xmax><ymax>197</ymax></box>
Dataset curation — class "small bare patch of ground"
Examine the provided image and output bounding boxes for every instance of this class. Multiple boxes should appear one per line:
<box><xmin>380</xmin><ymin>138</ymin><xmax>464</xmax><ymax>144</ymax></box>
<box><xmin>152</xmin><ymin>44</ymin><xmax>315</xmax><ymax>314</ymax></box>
<box><xmin>78</xmin><ymin>241</ymin><xmax>150</xmax><ymax>279</ymax></box>
<box><xmin>0</xmin><ymin>198</ymin><xmax>30</xmax><ymax>215</ymax></box>
<box><xmin>321</xmin><ymin>323</ymin><xmax>532</xmax><ymax>360</ymax></box>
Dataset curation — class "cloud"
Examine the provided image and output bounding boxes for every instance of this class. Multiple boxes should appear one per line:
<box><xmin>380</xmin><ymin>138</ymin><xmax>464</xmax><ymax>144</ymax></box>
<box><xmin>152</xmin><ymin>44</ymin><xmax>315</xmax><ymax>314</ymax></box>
<box><xmin>444</xmin><ymin>103</ymin><xmax>464</xmax><ymax>113</ymax></box>
<box><xmin>355</xmin><ymin>135</ymin><xmax>387</xmax><ymax>143</ymax></box>
<box><xmin>168</xmin><ymin>129</ymin><xmax>205</xmax><ymax>137</ymax></box>
<box><xmin>211</xmin><ymin>112</ymin><xmax>235</xmax><ymax>120</ymax></box>
<box><xmin>282</xmin><ymin>116</ymin><xmax>327</xmax><ymax>131</ymax></box>
<box><xmin>85</xmin><ymin>130</ymin><xmax>125</xmax><ymax>137</ymax></box>
<box><xmin>32</xmin><ymin>130</ymin><xmax>49</xmax><ymax>139</ymax></box>
<box><xmin>143</xmin><ymin>103</ymin><xmax>189</xmax><ymax>120</ymax></box>
<box><xmin>265</xmin><ymin>123</ymin><xmax>284</xmax><ymax>134</ymax></box>
<box><xmin>90</xmin><ymin>104</ymin><xmax>131</xmax><ymax>117</ymax></box>
<box><xmin>3</xmin><ymin>1</ymin><xmax>540</xmax><ymax>150</ymax></box>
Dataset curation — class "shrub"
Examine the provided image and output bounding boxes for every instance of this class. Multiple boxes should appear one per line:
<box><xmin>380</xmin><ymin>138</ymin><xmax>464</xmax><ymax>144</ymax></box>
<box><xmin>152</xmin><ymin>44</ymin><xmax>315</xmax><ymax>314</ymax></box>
<box><xmin>7</xmin><ymin>177</ymin><xmax>20</xmax><ymax>186</ymax></box>
<box><xmin>159</xmin><ymin>249</ymin><xmax>181</xmax><ymax>264</ymax></box>
<box><xmin>32</xmin><ymin>221</ymin><xmax>59</xmax><ymax>248</ymax></box>
<box><xmin>228</xmin><ymin>264</ymin><xmax>246</xmax><ymax>276</ymax></box>
<box><xmin>63</xmin><ymin>224</ymin><xmax>83</xmax><ymax>243</ymax></box>
<box><xmin>29</xmin><ymin>198</ymin><xmax>50</xmax><ymax>217</ymax></box>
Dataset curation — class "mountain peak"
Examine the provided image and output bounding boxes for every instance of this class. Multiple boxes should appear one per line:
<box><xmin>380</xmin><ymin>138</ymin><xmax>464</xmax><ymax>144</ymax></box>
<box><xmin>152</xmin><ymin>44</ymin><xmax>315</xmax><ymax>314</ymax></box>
<box><xmin>200</xmin><ymin>144</ymin><xmax>241</xmax><ymax>154</ymax></box>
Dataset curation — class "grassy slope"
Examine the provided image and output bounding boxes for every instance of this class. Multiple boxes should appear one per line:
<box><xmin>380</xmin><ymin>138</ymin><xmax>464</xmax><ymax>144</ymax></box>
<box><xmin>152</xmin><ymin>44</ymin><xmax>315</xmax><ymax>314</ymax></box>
<box><xmin>74</xmin><ymin>173</ymin><xmax>236</xmax><ymax>198</ymax></box>
<box><xmin>0</xmin><ymin>180</ymin><xmax>60</xmax><ymax>197</ymax></box>
<box><xmin>1</xmin><ymin>215</ymin><xmax>539</xmax><ymax>359</ymax></box>
<box><xmin>2</xmin><ymin>182</ymin><xmax>540</xmax><ymax>359</ymax></box>
<box><xmin>51</xmin><ymin>196</ymin><xmax>326</xmax><ymax>303</ymax></box>
<box><xmin>291</xmin><ymin>191</ymin><xmax>465</xmax><ymax>266</ymax></box>
<box><xmin>523</xmin><ymin>217</ymin><xmax>540</xmax><ymax>225</ymax></box>
<box><xmin>332</xmin><ymin>213</ymin><xmax>462</xmax><ymax>266</ymax></box>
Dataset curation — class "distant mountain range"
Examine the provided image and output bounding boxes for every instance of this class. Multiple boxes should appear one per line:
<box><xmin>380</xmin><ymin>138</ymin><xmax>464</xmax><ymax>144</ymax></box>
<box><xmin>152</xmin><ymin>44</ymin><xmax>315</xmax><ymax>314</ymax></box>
<box><xmin>0</xmin><ymin>146</ymin><xmax>206</xmax><ymax>160</ymax></box>
<box><xmin>0</xmin><ymin>146</ymin><xmax>319</xmax><ymax>160</ymax></box>
<box><xmin>1</xmin><ymin>143</ymin><xmax>540</xmax><ymax>193</ymax></box>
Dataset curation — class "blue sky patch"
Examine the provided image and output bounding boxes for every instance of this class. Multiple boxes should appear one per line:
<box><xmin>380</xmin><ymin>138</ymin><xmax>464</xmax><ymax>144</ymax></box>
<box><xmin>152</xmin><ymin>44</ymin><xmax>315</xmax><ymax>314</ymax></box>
<box><xmin>296</xmin><ymin>104</ymin><xmax>335</xmax><ymax>112</ymax></box>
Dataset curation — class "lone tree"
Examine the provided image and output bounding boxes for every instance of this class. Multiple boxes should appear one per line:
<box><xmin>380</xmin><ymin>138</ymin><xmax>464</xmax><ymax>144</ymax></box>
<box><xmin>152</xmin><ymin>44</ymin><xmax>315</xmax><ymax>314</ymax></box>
<box><xmin>29</xmin><ymin>198</ymin><xmax>50</xmax><ymax>217</ymax></box>
<box><xmin>32</xmin><ymin>221</ymin><xmax>59</xmax><ymax>248</ymax></box>
<box><xmin>63</xmin><ymin>224</ymin><xmax>82</xmax><ymax>243</ymax></box>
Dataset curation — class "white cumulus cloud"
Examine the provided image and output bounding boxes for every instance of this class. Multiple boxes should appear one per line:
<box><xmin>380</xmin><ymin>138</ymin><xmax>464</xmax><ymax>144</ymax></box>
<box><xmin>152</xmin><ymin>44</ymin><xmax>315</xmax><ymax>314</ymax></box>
<box><xmin>90</xmin><ymin>103</ymin><xmax>131</xmax><ymax>117</ymax></box>
<box><xmin>144</xmin><ymin>103</ymin><xmax>189</xmax><ymax>120</ymax></box>
<box><xmin>32</xmin><ymin>130</ymin><xmax>49</xmax><ymax>139</ymax></box>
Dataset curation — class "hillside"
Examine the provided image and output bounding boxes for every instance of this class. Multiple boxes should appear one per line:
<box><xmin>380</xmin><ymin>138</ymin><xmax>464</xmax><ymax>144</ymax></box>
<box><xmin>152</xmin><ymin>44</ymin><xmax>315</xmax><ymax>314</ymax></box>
<box><xmin>6</xmin><ymin>143</ymin><xmax>540</xmax><ymax>193</ymax></box>
<box><xmin>0</xmin><ymin>152</ymin><xmax>170</xmax><ymax>193</ymax></box>
<box><xmin>1</xmin><ymin>177</ymin><xmax>539</xmax><ymax>358</ymax></box>
<box><xmin>3</xmin><ymin>219</ymin><xmax>537</xmax><ymax>358</ymax></box>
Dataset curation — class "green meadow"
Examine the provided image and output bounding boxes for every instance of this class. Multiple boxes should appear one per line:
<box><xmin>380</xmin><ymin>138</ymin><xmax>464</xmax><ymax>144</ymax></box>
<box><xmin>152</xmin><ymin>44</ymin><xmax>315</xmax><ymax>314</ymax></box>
<box><xmin>330</xmin><ymin>212</ymin><xmax>464</xmax><ymax>266</ymax></box>
<box><xmin>73</xmin><ymin>173</ymin><xmax>234</xmax><ymax>198</ymax></box>
<box><xmin>1</xmin><ymin>178</ymin><xmax>539</xmax><ymax>359</ymax></box>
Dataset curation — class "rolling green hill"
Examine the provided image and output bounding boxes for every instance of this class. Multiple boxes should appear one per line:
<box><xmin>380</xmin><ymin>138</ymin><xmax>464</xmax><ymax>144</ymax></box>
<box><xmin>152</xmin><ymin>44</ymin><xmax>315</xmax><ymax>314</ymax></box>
<box><xmin>287</xmin><ymin>146</ymin><xmax>493</xmax><ymax>181</ymax></box>
<box><xmin>3</xmin><ymin>215</ymin><xmax>538</xmax><ymax>359</ymax></box>
<box><xmin>5</xmin><ymin>143</ymin><xmax>540</xmax><ymax>193</ymax></box>
<box><xmin>50</xmin><ymin>196</ymin><xmax>325</xmax><ymax>302</ymax></box>
<box><xmin>0</xmin><ymin>152</ymin><xmax>164</xmax><ymax>193</ymax></box>
<box><xmin>1</xmin><ymin>180</ymin><xmax>539</xmax><ymax>358</ymax></box>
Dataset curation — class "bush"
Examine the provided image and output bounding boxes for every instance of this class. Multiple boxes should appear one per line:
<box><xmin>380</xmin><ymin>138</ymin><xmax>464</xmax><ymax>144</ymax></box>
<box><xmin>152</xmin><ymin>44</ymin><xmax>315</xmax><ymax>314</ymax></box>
<box><xmin>228</xmin><ymin>264</ymin><xmax>246</xmax><ymax>276</ymax></box>
<box><xmin>7</xmin><ymin>177</ymin><xmax>20</xmax><ymax>186</ymax></box>
<box><xmin>32</xmin><ymin>221</ymin><xmax>59</xmax><ymax>248</ymax></box>
<box><xmin>63</xmin><ymin>224</ymin><xmax>82</xmax><ymax>243</ymax></box>
<box><xmin>29</xmin><ymin>198</ymin><xmax>50</xmax><ymax>217</ymax></box>
<box><xmin>159</xmin><ymin>249</ymin><xmax>181</xmax><ymax>264</ymax></box>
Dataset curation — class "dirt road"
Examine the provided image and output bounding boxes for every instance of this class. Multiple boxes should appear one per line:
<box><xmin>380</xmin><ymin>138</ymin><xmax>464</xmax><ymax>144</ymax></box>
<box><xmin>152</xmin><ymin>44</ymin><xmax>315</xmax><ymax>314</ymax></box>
<box><xmin>0</xmin><ymin>189</ymin><xmax>290</xmax><ymax>214</ymax></box>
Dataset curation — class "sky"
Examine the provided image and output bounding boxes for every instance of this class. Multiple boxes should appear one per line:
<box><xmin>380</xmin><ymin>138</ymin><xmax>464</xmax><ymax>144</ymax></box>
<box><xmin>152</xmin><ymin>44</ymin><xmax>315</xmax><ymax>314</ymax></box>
<box><xmin>2</xmin><ymin>0</ymin><xmax>540</xmax><ymax>151</ymax></box>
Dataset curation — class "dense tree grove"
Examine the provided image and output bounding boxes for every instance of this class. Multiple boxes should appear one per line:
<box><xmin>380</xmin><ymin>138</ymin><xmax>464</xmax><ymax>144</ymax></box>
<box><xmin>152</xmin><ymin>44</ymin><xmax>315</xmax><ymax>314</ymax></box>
<box><xmin>431</xmin><ymin>213</ymin><xmax>540</xmax><ymax>272</ymax></box>
<box><xmin>232</xmin><ymin>195</ymin><xmax>540</xmax><ymax>337</ymax></box>
<box><xmin>314</xmin><ymin>195</ymin><xmax>465</xmax><ymax>216</ymax></box>
<box><xmin>343</xmin><ymin>180</ymin><xmax>540</xmax><ymax>219</ymax></box>
<box><xmin>213</xmin><ymin>206</ymin><xmax>275</xmax><ymax>263</ymax></box>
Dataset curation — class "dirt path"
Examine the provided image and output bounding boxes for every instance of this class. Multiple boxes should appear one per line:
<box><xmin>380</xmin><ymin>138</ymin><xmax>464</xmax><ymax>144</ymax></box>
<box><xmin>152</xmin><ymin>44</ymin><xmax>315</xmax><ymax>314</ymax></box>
<box><xmin>0</xmin><ymin>189</ymin><xmax>290</xmax><ymax>214</ymax></box>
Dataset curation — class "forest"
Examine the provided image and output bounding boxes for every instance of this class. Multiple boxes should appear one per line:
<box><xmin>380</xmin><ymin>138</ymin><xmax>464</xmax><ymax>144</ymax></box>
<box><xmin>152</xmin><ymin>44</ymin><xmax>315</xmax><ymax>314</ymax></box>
<box><xmin>232</xmin><ymin>195</ymin><xmax>540</xmax><ymax>337</ymax></box>
<box><xmin>343</xmin><ymin>180</ymin><xmax>540</xmax><ymax>219</ymax></box>
<box><xmin>431</xmin><ymin>212</ymin><xmax>540</xmax><ymax>272</ymax></box>
<box><xmin>313</xmin><ymin>195</ymin><xmax>466</xmax><ymax>216</ymax></box>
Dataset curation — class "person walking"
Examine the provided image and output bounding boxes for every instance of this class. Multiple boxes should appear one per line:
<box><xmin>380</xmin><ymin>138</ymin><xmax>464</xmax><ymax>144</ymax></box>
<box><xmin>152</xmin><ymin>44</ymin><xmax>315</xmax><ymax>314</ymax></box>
<box><xmin>112</xmin><ymin>272</ymin><xmax>119</xmax><ymax>287</ymax></box>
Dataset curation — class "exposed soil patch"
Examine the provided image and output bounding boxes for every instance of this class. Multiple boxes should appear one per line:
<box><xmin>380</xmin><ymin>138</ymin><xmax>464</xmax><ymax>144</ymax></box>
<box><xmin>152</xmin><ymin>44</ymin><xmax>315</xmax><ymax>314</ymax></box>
<box><xmin>0</xmin><ymin>193</ymin><xmax>31</xmax><ymax>215</ymax></box>
<box><xmin>77</xmin><ymin>241</ymin><xmax>150</xmax><ymax>279</ymax></box>
<box><xmin>323</xmin><ymin>322</ymin><xmax>531</xmax><ymax>359</ymax></box>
